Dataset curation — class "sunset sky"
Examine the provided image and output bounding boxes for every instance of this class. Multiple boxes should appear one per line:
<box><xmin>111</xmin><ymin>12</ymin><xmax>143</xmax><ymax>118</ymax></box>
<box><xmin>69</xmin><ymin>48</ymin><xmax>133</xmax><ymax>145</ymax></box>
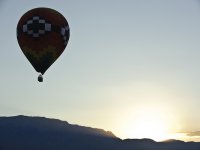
<box><xmin>1</xmin><ymin>0</ymin><xmax>200</xmax><ymax>142</ymax></box>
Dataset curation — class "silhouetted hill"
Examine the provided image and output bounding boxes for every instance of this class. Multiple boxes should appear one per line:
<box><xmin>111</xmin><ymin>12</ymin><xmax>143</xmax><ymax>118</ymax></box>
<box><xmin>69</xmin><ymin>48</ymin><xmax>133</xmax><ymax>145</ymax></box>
<box><xmin>0</xmin><ymin>115</ymin><xmax>199</xmax><ymax>150</ymax></box>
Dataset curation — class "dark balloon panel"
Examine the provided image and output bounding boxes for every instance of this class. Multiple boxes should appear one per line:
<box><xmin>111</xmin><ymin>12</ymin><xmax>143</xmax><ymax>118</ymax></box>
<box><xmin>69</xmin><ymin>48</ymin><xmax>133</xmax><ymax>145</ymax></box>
<box><xmin>17</xmin><ymin>7</ymin><xmax>70</xmax><ymax>75</ymax></box>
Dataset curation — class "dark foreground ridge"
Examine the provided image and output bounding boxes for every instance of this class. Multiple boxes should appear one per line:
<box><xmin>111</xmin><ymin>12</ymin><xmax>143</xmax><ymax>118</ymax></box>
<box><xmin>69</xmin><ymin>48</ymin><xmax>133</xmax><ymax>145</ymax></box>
<box><xmin>0</xmin><ymin>115</ymin><xmax>199</xmax><ymax>150</ymax></box>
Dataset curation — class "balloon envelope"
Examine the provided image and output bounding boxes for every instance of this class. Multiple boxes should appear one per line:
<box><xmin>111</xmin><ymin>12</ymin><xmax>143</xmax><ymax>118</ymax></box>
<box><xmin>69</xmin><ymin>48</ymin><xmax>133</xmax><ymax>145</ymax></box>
<box><xmin>17</xmin><ymin>7</ymin><xmax>70</xmax><ymax>74</ymax></box>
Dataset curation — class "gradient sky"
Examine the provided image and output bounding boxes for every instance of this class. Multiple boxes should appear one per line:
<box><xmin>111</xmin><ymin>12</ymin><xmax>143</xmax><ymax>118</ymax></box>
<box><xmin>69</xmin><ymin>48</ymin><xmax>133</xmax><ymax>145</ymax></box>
<box><xmin>1</xmin><ymin>0</ymin><xmax>200</xmax><ymax>142</ymax></box>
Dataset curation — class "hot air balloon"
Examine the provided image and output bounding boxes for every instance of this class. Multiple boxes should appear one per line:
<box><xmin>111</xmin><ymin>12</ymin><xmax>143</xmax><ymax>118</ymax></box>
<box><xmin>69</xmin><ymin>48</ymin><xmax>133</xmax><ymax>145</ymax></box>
<box><xmin>17</xmin><ymin>7</ymin><xmax>70</xmax><ymax>82</ymax></box>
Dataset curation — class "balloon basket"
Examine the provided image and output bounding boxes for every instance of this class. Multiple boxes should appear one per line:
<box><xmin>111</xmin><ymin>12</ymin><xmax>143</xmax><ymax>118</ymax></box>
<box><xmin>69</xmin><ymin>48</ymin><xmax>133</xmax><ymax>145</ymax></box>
<box><xmin>38</xmin><ymin>74</ymin><xmax>43</xmax><ymax>82</ymax></box>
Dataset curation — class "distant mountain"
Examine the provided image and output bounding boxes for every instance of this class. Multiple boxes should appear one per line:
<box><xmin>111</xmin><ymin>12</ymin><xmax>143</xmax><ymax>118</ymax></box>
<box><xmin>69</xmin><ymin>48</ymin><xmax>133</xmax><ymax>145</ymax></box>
<box><xmin>0</xmin><ymin>115</ymin><xmax>199</xmax><ymax>150</ymax></box>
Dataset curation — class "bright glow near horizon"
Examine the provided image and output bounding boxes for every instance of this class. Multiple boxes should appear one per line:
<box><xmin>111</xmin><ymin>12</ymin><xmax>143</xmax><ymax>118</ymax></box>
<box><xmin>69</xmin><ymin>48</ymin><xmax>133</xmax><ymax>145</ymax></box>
<box><xmin>127</xmin><ymin>113</ymin><xmax>170</xmax><ymax>141</ymax></box>
<box><xmin>119</xmin><ymin>104</ymin><xmax>173</xmax><ymax>141</ymax></box>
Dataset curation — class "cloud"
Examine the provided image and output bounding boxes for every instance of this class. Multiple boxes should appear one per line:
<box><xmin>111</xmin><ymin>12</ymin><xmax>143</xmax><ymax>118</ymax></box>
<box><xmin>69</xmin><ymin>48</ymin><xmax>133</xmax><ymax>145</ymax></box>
<box><xmin>177</xmin><ymin>131</ymin><xmax>200</xmax><ymax>137</ymax></box>
<box><xmin>186</xmin><ymin>131</ymin><xmax>200</xmax><ymax>137</ymax></box>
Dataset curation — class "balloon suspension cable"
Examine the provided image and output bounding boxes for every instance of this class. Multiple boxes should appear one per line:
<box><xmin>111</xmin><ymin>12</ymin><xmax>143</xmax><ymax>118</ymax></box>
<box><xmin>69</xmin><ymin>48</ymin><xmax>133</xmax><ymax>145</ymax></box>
<box><xmin>38</xmin><ymin>74</ymin><xmax>43</xmax><ymax>82</ymax></box>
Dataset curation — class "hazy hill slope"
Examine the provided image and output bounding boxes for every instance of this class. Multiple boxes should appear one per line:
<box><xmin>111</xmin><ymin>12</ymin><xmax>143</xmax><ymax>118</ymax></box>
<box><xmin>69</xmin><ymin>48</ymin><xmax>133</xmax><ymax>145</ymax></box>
<box><xmin>0</xmin><ymin>115</ymin><xmax>119</xmax><ymax>150</ymax></box>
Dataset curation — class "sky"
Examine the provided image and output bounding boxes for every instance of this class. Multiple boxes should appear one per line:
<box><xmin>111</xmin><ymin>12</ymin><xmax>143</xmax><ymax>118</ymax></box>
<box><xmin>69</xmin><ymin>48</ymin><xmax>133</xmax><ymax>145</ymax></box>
<box><xmin>0</xmin><ymin>0</ymin><xmax>200</xmax><ymax>142</ymax></box>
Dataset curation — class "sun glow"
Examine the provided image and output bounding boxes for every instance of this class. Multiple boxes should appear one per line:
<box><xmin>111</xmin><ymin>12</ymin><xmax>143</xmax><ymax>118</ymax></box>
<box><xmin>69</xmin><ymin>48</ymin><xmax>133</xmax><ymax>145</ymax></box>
<box><xmin>128</xmin><ymin>115</ymin><xmax>170</xmax><ymax>141</ymax></box>
<box><xmin>122</xmin><ymin>105</ymin><xmax>175</xmax><ymax>142</ymax></box>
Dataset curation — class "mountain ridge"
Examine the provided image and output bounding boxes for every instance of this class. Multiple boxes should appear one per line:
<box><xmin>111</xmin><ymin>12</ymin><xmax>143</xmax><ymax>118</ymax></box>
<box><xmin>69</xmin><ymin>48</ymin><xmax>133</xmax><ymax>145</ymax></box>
<box><xmin>0</xmin><ymin>115</ymin><xmax>199</xmax><ymax>150</ymax></box>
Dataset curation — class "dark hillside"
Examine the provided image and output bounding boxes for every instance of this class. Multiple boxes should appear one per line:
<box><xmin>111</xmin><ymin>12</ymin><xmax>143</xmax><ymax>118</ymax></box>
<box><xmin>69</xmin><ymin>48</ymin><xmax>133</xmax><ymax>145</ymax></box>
<box><xmin>0</xmin><ymin>116</ymin><xmax>199</xmax><ymax>150</ymax></box>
